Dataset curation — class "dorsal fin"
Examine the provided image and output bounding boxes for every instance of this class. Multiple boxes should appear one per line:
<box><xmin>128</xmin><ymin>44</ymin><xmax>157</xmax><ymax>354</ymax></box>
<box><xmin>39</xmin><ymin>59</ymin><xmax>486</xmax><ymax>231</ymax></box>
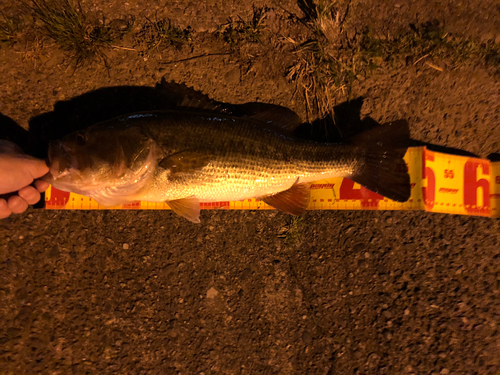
<box><xmin>260</xmin><ymin>181</ymin><xmax>311</xmax><ymax>215</ymax></box>
<box><xmin>242</xmin><ymin>103</ymin><xmax>302</xmax><ymax>134</ymax></box>
<box><xmin>167</xmin><ymin>196</ymin><xmax>201</xmax><ymax>223</ymax></box>
<box><xmin>155</xmin><ymin>78</ymin><xmax>224</xmax><ymax>112</ymax></box>
<box><xmin>155</xmin><ymin>78</ymin><xmax>303</xmax><ymax>133</ymax></box>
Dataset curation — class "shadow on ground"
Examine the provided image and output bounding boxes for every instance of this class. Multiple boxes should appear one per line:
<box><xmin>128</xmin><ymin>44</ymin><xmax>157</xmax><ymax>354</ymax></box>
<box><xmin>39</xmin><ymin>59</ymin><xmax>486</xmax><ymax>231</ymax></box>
<box><xmin>1</xmin><ymin>80</ymin><xmax>480</xmax><ymax>160</ymax></box>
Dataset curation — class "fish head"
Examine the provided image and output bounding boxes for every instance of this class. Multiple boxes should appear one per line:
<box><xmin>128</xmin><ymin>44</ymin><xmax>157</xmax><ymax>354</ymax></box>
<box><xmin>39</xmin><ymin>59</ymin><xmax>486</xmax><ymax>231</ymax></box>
<box><xmin>46</xmin><ymin>123</ymin><xmax>160</xmax><ymax>194</ymax></box>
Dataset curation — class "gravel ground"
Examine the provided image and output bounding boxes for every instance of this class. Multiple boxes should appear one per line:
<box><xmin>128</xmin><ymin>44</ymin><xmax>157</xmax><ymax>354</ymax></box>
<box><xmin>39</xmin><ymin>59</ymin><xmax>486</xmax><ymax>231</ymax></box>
<box><xmin>1</xmin><ymin>0</ymin><xmax>499</xmax><ymax>374</ymax></box>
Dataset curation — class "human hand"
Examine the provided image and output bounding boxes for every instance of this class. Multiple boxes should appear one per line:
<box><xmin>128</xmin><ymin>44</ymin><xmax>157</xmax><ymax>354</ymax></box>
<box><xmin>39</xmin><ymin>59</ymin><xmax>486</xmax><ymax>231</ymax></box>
<box><xmin>0</xmin><ymin>140</ymin><xmax>50</xmax><ymax>219</ymax></box>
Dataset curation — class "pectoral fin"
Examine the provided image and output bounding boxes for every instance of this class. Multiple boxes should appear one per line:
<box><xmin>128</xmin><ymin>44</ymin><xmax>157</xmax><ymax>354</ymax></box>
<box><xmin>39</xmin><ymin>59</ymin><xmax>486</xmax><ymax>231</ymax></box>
<box><xmin>159</xmin><ymin>151</ymin><xmax>213</xmax><ymax>177</ymax></box>
<box><xmin>261</xmin><ymin>181</ymin><xmax>311</xmax><ymax>216</ymax></box>
<box><xmin>167</xmin><ymin>196</ymin><xmax>201</xmax><ymax>223</ymax></box>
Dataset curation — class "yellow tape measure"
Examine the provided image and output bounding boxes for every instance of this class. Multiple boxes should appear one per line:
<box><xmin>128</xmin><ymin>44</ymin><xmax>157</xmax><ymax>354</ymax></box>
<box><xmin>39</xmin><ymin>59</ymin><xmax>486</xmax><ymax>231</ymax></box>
<box><xmin>44</xmin><ymin>147</ymin><xmax>500</xmax><ymax>218</ymax></box>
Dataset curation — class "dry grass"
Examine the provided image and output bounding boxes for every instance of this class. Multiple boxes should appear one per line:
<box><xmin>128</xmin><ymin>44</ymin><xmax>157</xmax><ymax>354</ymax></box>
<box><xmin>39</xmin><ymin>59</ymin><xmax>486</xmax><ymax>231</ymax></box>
<box><xmin>24</xmin><ymin>0</ymin><xmax>113</xmax><ymax>66</ymax></box>
<box><xmin>287</xmin><ymin>1</ymin><xmax>500</xmax><ymax>120</ymax></box>
<box><xmin>138</xmin><ymin>17</ymin><xmax>191</xmax><ymax>51</ymax></box>
<box><xmin>22</xmin><ymin>0</ymin><xmax>192</xmax><ymax>65</ymax></box>
<box><xmin>287</xmin><ymin>0</ymin><xmax>354</xmax><ymax>119</ymax></box>
<box><xmin>217</xmin><ymin>7</ymin><xmax>268</xmax><ymax>49</ymax></box>
<box><xmin>356</xmin><ymin>21</ymin><xmax>500</xmax><ymax>76</ymax></box>
<box><xmin>5</xmin><ymin>0</ymin><xmax>500</xmax><ymax>79</ymax></box>
<box><xmin>277</xmin><ymin>216</ymin><xmax>306</xmax><ymax>245</ymax></box>
<box><xmin>0</xmin><ymin>14</ymin><xmax>24</xmax><ymax>45</ymax></box>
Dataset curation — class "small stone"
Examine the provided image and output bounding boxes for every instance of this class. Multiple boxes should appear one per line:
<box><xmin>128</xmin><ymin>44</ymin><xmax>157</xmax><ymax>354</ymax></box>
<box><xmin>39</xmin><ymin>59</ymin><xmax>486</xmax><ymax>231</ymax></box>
<box><xmin>224</xmin><ymin>68</ymin><xmax>240</xmax><ymax>84</ymax></box>
<box><xmin>49</xmin><ymin>245</ymin><xmax>60</xmax><ymax>258</ymax></box>
<box><xmin>161</xmin><ymin>264</ymin><xmax>175</xmax><ymax>278</ymax></box>
<box><xmin>440</xmin><ymin>369</ymin><xmax>450</xmax><ymax>375</ymax></box>
<box><xmin>367</xmin><ymin>353</ymin><xmax>380</xmax><ymax>368</ymax></box>
<box><xmin>206</xmin><ymin>287</ymin><xmax>218</xmax><ymax>299</ymax></box>
<box><xmin>302</xmin><ymin>330</ymin><xmax>312</xmax><ymax>344</ymax></box>
<box><xmin>123</xmin><ymin>243</ymin><xmax>129</xmax><ymax>250</ymax></box>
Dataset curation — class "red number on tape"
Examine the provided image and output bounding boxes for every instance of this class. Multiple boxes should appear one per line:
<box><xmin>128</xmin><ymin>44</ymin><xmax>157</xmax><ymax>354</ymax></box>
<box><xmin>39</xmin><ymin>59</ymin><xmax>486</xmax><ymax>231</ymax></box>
<box><xmin>423</xmin><ymin>151</ymin><xmax>435</xmax><ymax>210</ymax></box>
<box><xmin>444</xmin><ymin>169</ymin><xmax>454</xmax><ymax>179</ymax></box>
<box><xmin>339</xmin><ymin>179</ymin><xmax>383</xmax><ymax>208</ymax></box>
<box><xmin>463</xmin><ymin>159</ymin><xmax>490</xmax><ymax>215</ymax></box>
<box><xmin>46</xmin><ymin>187</ymin><xmax>70</xmax><ymax>207</ymax></box>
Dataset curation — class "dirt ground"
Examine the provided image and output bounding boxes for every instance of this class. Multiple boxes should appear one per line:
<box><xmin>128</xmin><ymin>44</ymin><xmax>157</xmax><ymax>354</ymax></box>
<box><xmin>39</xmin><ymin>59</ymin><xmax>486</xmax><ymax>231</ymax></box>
<box><xmin>1</xmin><ymin>0</ymin><xmax>500</xmax><ymax>374</ymax></box>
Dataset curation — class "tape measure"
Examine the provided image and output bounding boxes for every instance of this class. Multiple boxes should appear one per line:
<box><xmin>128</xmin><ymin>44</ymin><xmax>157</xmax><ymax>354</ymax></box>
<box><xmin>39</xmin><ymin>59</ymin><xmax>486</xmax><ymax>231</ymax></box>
<box><xmin>44</xmin><ymin>147</ymin><xmax>500</xmax><ymax>218</ymax></box>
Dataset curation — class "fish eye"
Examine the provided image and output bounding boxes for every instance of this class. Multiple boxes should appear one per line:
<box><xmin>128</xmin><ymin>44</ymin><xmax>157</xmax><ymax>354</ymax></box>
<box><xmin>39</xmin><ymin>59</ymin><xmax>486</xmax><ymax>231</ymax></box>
<box><xmin>75</xmin><ymin>133</ymin><xmax>86</xmax><ymax>145</ymax></box>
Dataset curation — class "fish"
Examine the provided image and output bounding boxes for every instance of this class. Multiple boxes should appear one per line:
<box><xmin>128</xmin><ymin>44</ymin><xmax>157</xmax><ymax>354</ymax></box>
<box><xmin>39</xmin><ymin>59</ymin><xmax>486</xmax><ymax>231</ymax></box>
<box><xmin>44</xmin><ymin>107</ymin><xmax>411</xmax><ymax>223</ymax></box>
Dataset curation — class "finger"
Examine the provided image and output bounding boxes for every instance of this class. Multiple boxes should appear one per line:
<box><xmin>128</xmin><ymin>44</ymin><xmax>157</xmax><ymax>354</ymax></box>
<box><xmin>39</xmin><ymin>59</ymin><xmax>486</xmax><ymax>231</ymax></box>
<box><xmin>23</xmin><ymin>157</ymin><xmax>50</xmax><ymax>180</ymax></box>
<box><xmin>0</xmin><ymin>140</ymin><xmax>23</xmax><ymax>154</ymax></box>
<box><xmin>35</xmin><ymin>179</ymin><xmax>50</xmax><ymax>193</ymax></box>
<box><xmin>0</xmin><ymin>198</ymin><xmax>12</xmax><ymax>219</ymax></box>
<box><xmin>7</xmin><ymin>195</ymin><xmax>29</xmax><ymax>214</ymax></box>
<box><xmin>18</xmin><ymin>186</ymin><xmax>41</xmax><ymax>205</ymax></box>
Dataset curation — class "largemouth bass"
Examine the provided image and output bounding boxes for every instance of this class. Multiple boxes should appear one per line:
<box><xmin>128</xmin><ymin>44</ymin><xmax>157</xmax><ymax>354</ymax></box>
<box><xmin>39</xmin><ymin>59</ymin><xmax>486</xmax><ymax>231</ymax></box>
<box><xmin>45</xmin><ymin>109</ymin><xmax>410</xmax><ymax>223</ymax></box>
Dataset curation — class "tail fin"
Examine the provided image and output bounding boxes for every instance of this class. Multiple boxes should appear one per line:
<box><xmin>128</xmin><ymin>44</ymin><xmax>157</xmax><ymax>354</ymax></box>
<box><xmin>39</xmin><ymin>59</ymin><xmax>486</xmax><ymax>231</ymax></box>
<box><xmin>349</xmin><ymin>120</ymin><xmax>411</xmax><ymax>202</ymax></box>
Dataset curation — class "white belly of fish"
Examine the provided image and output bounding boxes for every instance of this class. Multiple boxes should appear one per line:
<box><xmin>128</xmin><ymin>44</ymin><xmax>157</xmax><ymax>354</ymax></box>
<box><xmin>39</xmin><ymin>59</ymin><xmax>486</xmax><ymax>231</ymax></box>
<box><xmin>136</xmin><ymin>158</ymin><xmax>352</xmax><ymax>203</ymax></box>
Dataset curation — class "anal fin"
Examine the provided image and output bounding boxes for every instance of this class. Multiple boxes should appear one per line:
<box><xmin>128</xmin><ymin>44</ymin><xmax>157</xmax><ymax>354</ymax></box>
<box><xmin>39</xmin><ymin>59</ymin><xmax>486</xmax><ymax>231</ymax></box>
<box><xmin>261</xmin><ymin>181</ymin><xmax>311</xmax><ymax>216</ymax></box>
<box><xmin>167</xmin><ymin>196</ymin><xmax>201</xmax><ymax>223</ymax></box>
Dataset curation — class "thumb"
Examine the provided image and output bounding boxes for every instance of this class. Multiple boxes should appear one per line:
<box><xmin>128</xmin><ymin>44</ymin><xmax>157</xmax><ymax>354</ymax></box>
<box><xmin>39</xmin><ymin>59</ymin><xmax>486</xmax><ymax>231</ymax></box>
<box><xmin>22</xmin><ymin>156</ymin><xmax>50</xmax><ymax>180</ymax></box>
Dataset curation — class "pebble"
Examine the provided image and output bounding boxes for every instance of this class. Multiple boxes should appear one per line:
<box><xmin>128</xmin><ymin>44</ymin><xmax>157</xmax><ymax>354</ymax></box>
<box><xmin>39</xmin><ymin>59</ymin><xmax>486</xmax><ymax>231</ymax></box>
<box><xmin>224</xmin><ymin>68</ymin><xmax>240</xmax><ymax>84</ymax></box>
<box><xmin>123</xmin><ymin>243</ymin><xmax>129</xmax><ymax>250</ymax></box>
<box><xmin>206</xmin><ymin>287</ymin><xmax>218</xmax><ymax>299</ymax></box>
<box><xmin>302</xmin><ymin>330</ymin><xmax>312</xmax><ymax>344</ymax></box>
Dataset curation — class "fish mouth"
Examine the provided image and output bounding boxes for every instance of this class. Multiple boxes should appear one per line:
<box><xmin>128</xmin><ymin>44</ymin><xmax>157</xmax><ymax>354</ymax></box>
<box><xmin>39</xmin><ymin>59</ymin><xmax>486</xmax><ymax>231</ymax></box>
<box><xmin>47</xmin><ymin>141</ymin><xmax>79</xmax><ymax>180</ymax></box>
<box><xmin>48</xmin><ymin>160</ymin><xmax>71</xmax><ymax>179</ymax></box>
